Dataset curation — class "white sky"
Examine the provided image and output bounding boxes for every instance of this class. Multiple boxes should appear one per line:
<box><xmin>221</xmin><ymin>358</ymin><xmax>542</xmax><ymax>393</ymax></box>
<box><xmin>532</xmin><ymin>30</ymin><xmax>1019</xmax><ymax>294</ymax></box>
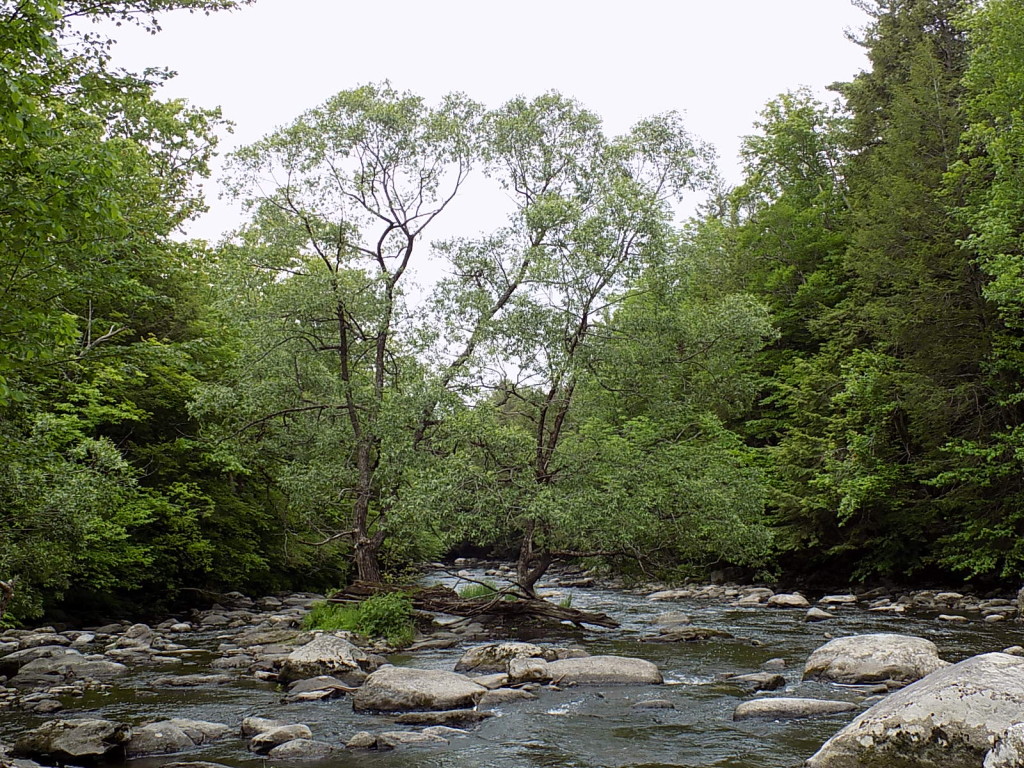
<box><xmin>99</xmin><ymin>0</ymin><xmax>871</xmax><ymax>242</ymax></box>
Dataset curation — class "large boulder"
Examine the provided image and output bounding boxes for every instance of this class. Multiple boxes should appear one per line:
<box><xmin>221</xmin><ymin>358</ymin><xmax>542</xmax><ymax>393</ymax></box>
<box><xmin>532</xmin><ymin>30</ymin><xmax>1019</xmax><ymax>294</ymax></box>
<box><xmin>352</xmin><ymin>666</ymin><xmax>486</xmax><ymax>713</ymax></box>
<box><xmin>803</xmin><ymin>633</ymin><xmax>947</xmax><ymax>685</ymax></box>
<box><xmin>986</xmin><ymin>723</ymin><xmax>1024</xmax><ymax>768</ymax></box>
<box><xmin>454</xmin><ymin>642</ymin><xmax>556</xmax><ymax>673</ymax></box>
<box><xmin>508</xmin><ymin>655</ymin><xmax>662</xmax><ymax>685</ymax></box>
<box><xmin>277</xmin><ymin>634</ymin><xmax>373</xmax><ymax>685</ymax></box>
<box><xmin>12</xmin><ymin>652</ymin><xmax>127</xmax><ymax>684</ymax></box>
<box><xmin>127</xmin><ymin>719</ymin><xmax>230</xmax><ymax>757</ymax></box>
<box><xmin>806</xmin><ymin>652</ymin><xmax>1024</xmax><ymax>768</ymax></box>
<box><xmin>14</xmin><ymin>719</ymin><xmax>132</xmax><ymax>762</ymax></box>
<box><xmin>733</xmin><ymin>698</ymin><xmax>857</xmax><ymax>721</ymax></box>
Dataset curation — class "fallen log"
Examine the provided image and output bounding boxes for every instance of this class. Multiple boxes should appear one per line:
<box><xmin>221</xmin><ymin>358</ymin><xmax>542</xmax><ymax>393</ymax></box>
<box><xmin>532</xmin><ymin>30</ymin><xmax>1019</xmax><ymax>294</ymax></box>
<box><xmin>329</xmin><ymin>582</ymin><xmax>619</xmax><ymax>629</ymax></box>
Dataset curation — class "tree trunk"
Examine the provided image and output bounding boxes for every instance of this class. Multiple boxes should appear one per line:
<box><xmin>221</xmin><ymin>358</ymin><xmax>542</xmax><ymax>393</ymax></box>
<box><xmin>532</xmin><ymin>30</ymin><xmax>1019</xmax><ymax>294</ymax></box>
<box><xmin>516</xmin><ymin>523</ymin><xmax>553</xmax><ymax>597</ymax></box>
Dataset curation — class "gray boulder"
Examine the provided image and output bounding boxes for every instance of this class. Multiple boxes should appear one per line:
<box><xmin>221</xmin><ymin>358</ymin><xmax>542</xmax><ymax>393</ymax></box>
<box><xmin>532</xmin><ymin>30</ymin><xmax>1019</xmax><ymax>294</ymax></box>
<box><xmin>126</xmin><ymin>719</ymin><xmax>229</xmax><ymax>757</ymax></box>
<box><xmin>768</xmin><ymin>593</ymin><xmax>811</xmax><ymax>608</ymax></box>
<box><xmin>352</xmin><ymin>666</ymin><xmax>486</xmax><ymax>713</ymax></box>
<box><xmin>266</xmin><ymin>739</ymin><xmax>335</xmax><ymax>760</ymax></box>
<box><xmin>375</xmin><ymin>731</ymin><xmax>448</xmax><ymax>749</ymax></box>
<box><xmin>278</xmin><ymin>634</ymin><xmax>373</xmax><ymax>685</ymax></box>
<box><xmin>545</xmin><ymin>655</ymin><xmax>662</xmax><ymax>685</ymax></box>
<box><xmin>803</xmin><ymin>633</ymin><xmax>947</xmax><ymax>685</ymax></box>
<box><xmin>454</xmin><ymin>642</ymin><xmax>556</xmax><ymax>673</ymax></box>
<box><xmin>13</xmin><ymin>652</ymin><xmax>126</xmax><ymax>684</ymax></box>
<box><xmin>806</xmin><ymin>652</ymin><xmax>1024</xmax><ymax>768</ymax></box>
<box><xmin>986</xmin><ymin>723</ymin><xmax>1024</xmax><ymax>768</ymax></box>
<box><xmin>14</xmin><ymin>719</ymin><xmax>132</xmax><ymax>761</ymax></box>
<box><xmin>734</xmin><ymin>698</ymin><xmax>857</xmax><ymax>721</ymax></box>
<box><xmin>249</xmin><ymin>724</ymin><xmax>313</xmax><ymax>754</ymax></box>
<box><xmin>805</xmin><ymin>607</ymin><xmax>834</xmax><ymax>622</ymax></box>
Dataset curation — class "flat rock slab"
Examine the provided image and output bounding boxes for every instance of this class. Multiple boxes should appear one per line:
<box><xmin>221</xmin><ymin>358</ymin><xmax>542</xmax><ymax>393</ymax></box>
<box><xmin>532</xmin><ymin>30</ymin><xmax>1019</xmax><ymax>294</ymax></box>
<box><xmin>803</xmin><ymin>633</ymin><xmax>947</xmax><ymax>685</ymax></box>
<box><xmin>768</xmin><ymin>593</ymin><xmax>811</xmax><ymax>608</ymax></box>
<box><xmin>733</xmin><ymin>698</ymin><xmax>857</xmax><ymax>721</ymax></box>
<box><xmin>546</xmin><ymin>655</ymin><xmax>663</xmax><ymax>685</ymax></box>
<box><xmin>14</xmin><ymin>719</ymin><xmax>132</xmax><ymax>761</ymax></box>
<box><xmin>353</xmin><ymin>666</ymin><xmax>486</xmax><ymax>713</ymax></box>
<box><xmin>152</xmin><ymin>674</ymin><xmax>233</xmax><ymax>687</ymax></box>
<box><xmin>454</xmin><ymin>642</ymin><xmax>556</xmax><ymax>673</ymax></box>
<box><xmin>806</xmin><ymin>652</ymin><xmax>1024</xmax><ymax>768</ymax></box>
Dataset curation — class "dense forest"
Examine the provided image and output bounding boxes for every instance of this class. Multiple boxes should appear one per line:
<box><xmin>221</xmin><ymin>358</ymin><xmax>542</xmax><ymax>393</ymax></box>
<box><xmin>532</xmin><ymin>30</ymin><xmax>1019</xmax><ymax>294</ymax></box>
<box><xmin>3</xmin><ymin>0</ymin><xmax>1024</xmax><ymax>625</ymax></box>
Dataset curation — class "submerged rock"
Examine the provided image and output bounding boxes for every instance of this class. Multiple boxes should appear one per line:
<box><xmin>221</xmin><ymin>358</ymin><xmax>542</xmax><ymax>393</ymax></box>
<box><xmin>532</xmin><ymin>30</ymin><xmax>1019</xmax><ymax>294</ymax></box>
<box><xmin>803</xmin><ymin>633</ymin><xmax>947</xmax><ymax>685</ymax></box>
<box><xmin>249</xmin><ymin>724</ymin><xmax>313</xmax><ymax>754</ymax></box>
<box><xmin>806</xmin><ymin>652</ymin><xmax>1024</xmax><ymax>768</ymax></box>
<box><xmin>394</xmin><ymin>710</ymin><xmax>494</xmax><ymax>726</ymax></box>
<box><xmin>733</xmin><ymin>698</ymin><xmax>857</xmax><ymax>721</ymax></box>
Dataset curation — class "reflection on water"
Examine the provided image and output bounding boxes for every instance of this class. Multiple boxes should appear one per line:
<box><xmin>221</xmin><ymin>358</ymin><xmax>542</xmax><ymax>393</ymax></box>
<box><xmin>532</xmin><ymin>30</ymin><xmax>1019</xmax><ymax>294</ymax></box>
<box><xmin>2</xmin><ymin>566</ymin><xmax>1019</xmax><ymax>768</ymax></box>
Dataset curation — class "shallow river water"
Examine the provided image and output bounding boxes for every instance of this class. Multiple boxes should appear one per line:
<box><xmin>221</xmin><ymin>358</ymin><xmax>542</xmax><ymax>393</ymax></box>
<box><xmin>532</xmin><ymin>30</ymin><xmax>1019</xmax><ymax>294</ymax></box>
<box><xmin>2</xmin><ymin>567</ymin><xmax>1020</xmax><ymax>768</ymax></box>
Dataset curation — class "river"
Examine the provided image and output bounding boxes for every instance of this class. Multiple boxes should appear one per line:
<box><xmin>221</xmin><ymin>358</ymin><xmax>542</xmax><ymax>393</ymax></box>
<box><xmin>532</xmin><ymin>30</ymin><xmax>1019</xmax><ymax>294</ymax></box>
<box><xmin>1</xmin><ymin>565</ymin><xmax>1019</xmax><ymax>768</ymax></box>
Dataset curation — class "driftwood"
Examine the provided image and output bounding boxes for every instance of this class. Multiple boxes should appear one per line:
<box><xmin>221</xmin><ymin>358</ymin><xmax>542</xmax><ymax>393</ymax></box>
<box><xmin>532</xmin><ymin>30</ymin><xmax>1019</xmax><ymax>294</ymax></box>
<box><xmin>329</xmin><ymin>582</ymin><xmax>619</xmax><ymax>629</ymax></box>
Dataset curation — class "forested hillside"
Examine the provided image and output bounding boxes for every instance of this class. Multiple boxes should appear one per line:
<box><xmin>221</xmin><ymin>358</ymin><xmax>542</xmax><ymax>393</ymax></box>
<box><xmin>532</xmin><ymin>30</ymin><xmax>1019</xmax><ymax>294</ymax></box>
<box><xmin>3</xmin><ymin>0</ymin><xmax>1024</xmax><ymax>624</ymax></box>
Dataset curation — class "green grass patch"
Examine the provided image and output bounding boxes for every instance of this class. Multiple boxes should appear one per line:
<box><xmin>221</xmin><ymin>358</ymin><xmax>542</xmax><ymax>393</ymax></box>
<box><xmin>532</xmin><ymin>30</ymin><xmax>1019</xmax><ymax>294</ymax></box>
<box><xmin>303</xmin><ymin>592</ymin><xmax>414</xmax><ymax>648</ymax></box>
<box><xmin>458</xmin><ymin>580</ymin><xmax>500</xmax><ymax>599</ymax></box>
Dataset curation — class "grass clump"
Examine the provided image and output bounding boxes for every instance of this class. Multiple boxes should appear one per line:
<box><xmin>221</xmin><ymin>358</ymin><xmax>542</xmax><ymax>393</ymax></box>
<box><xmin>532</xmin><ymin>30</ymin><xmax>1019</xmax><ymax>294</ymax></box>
<box><xmin>458</xmin><ymin>580</ymin><xmax>499</xmax><ymax>599</ymax></box>
<box><xmin>303</xmin><ymin>592</ymin><xmax>414</xmax><ymax>648</ymax></box>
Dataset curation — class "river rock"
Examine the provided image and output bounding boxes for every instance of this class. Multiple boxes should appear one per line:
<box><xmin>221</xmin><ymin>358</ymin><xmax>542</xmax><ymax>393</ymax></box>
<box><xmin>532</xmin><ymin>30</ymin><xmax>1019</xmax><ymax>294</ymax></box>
<box><xmin>375</xmin><ymin>731</ymin><xmax>448</xmax><ymax>749</ymax></box>
<box><xmin>110</xmin><ymin>624</ymin><xmax>154</xmax><ymax>649</ymax></box>
<box><xmin>545</xmin><ymin>655</ymin><xmax>662</xmax><ymax>685</ymax></box>
<box><xmin>733</xmin><ymin>698</ymin><xmax>857</xmax><ymax>721</ymax></box>
<box><xmin>285</xmin><ymin>675</ymin><xmax>357</xmax><ymax>702</ymax></box>
<box><xmin>249</xmin><ymin>724</ymin><xmax>313</xmax><ymax>753</ymax></box>
<box><xmin>647</xmin><ymin>589</ymin><xmax>692</xmax><ymax>601</ymax></box>
<box><xmin>394</xmin><ymin>710</ymin><xmax>494</xmax><ymax>726</ymax></box>
<box><xmin>632</xmin><ymin>699</ymin><xmax>675</xmax><ymax>709</ymax></box>
<box><xmin>345</xmin><ymin>731</ymin><xmax>377</xmax><ymax>749</ymax></box>
<box><xmin>724</xmin><ymin>671</ymin><xmax>786</xmax><ymax>693</ymax></box>
<box><xmin>14</xmin><ymin>719</ymin><xmax>132</xmax><ymax>761</ymax></box>
<box><xmin>0</xmin><ymin>647</ymin><xmax>74</xmax><ymax>678</ymax></box>
<box><xmin>266</xmin><ymin>739</ymin><xmax>335</xmax><ymax>760</ymax></box>
<box><xmin>768</xmin><ymin>593</ymin><xmax>811</xmax><ymax>609</ymax></box>
<box><xmin>645</xmin><ymin>626</ymin><xmax>733</xmax><ymax>643</ymax></box>
<box><xmin>652</xmin><ymin>611</ymin><xmax>692</xmax><ymax>627</ymax></box>
<box><xmin>277</xmin><ymin>634</ymin><xmax>373</xmax><ymax>685</ymax></box>
<box><xmin>803</xmin><ymin>633</ymin><xmax>947</xmax><ymax>685</ymax></box>
<box><xmin>352</xmin><ymin>666</ymin><xmax>486</xmax><ymax>712</ymax></box>
<box><xmin>12</xmin><ymin>652</ymin><xmax>127</xmax><ymax>684</ymax></box>
<box><xmin>819</xmin><ymin>595</ymin><xmax>859</xmax><ymax>606</ymax></box>
<box><xmin>478</xmin><ymin>688</ymin><xmax>537</xmax><ymax>707</ymax></box>
<box><xmin>986</xmin><ymin>723</ymin><xmax>1024</xmax><ymax>768</ymax></box>
<box><xmin>805</xmin><ymin>607</ymin><xmax>834</xmax><ymax>622</ymax></box>
<box><xmin>240</xmin><ymin>717</ymin><xmax>284</xmax><ymax>737</ymax></box>
<box><xmin>454</xmin><ymin>642</ymin><xmax>556</xmax><ymax>673</ymax></box>
<box><xmin>736</xmin><ymin>588</ymin><xmax>775</xmax><ymax>605</ymax></box>
<box><xmin>126</xmin><ymin>722</ymin><xmax>204</xmax><ymax>757</ymax></box>
<box><xmin>152</xmin><ymin>673</ymin><xmax>233</xmax><ymax>687</ymax></box>
<box><xmin>806</xmin><ymin>652</ymin><xmax>1024</xmax><ymax>768</ymax></box>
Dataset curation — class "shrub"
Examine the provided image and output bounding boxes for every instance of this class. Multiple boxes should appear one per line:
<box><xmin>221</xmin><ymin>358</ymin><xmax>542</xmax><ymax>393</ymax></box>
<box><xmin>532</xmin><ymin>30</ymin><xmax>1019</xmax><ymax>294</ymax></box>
<box><xmin>303</xmin><ymin>592</ymin><xmax>414</xmax><ymax>648</ymax></box>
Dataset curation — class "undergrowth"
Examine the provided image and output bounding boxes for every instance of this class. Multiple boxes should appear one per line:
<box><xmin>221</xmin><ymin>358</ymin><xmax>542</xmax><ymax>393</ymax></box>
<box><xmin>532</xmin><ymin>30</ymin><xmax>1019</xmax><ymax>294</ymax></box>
<box><xmin>303</xmin><ymin>592</ymin><xmax>414</xmax><ymax>647</ymax></box>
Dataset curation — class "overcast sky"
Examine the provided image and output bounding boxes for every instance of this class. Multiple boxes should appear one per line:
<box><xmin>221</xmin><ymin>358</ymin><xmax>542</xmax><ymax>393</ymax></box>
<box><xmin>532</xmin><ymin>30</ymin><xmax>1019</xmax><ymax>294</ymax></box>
<box><xmin>99</xmin><ymin>0</ymin><xmax>871</xmax><ymax>241</ymax></box>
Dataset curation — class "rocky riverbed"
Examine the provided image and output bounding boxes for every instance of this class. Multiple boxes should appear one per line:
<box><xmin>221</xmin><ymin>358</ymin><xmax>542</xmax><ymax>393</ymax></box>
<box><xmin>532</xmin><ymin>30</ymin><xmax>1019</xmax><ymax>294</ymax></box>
<box><xmin>2</xmin><ymin>562</ymin><xmax>1023</xmax><ymax>768</ymax></box>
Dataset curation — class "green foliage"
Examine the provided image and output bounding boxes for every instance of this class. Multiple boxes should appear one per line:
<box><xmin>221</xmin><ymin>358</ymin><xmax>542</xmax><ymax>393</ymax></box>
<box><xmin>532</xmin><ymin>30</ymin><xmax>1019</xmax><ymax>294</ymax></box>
<box><xmin>304</xmin><ymin>593</ymin><xmax>414</xmax><ymax>647</ymax></box>
<box><xmin>458</xmin><ymin>581</ymin><xmax>500</xmax><ymax>599</ymax></box>
<box><xmin>302</xmin><ymin>601</ymin><xmax>361</xmax><ymax>633</ymax></box>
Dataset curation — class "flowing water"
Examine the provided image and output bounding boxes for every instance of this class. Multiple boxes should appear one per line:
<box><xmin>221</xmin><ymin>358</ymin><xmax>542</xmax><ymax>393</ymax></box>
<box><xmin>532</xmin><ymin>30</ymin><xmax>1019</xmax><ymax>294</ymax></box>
<box><xmin>2</xmin><ymin>567</ymin><xmax>1020</xmax><ymax>768</ymax></box>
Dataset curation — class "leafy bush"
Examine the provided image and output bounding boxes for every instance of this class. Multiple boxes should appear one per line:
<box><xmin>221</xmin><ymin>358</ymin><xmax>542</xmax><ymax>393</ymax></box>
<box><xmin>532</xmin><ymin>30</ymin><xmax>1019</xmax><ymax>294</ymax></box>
<box><xmin>356</xmin><ymin>592</ymin><xmax>414</xmax><ymax>647</ymax></box>
<box><xmin>303</xmin><ymin>592</ymin><xmax>414</xmax><ymax>647</ymax></box>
